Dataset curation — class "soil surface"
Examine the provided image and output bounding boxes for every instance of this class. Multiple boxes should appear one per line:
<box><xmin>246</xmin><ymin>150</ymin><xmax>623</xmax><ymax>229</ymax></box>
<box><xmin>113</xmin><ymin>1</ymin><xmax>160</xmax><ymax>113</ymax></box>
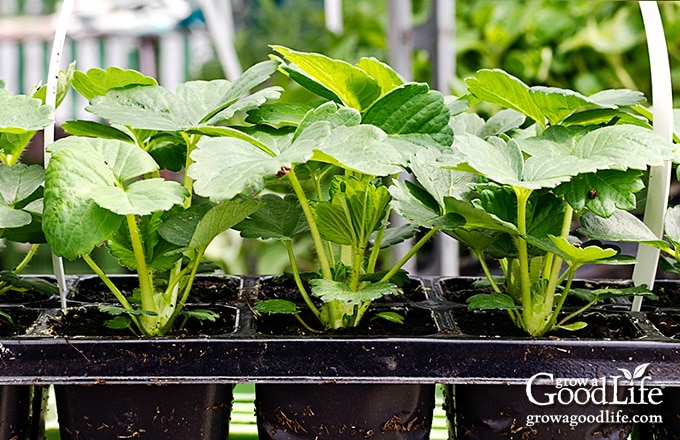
<box><xmin>0</xmin><ymin>307</ymin><xmax>41</xmax><ymax>337</ymax></box>
<box><xmin>254</xmin><ymin>276</ymin><xmax>437</xmax><ymax>336</ymax></box>
<box><xmin>255</xmin><ymin>305</ymin><xmax>438</xmax><ymax>337</ymax></box>
<box><xmin>255</xmin><ymin>276</ymin><xmax>428</xmax><ymax>303</ymax></box>
<box><xmin>70</xmin><ymin>276</ymin><xmax>241</xmax><ymax>304</ymax></box>
<box><xmin>49</xmin><ymin>305</ymin><xmax>238</xmax><ymax>337</ymax></box>
<box><xmin>451</xmin><ymin>309</ymin><xmax>642</xmax><ymax>339</ymax></box>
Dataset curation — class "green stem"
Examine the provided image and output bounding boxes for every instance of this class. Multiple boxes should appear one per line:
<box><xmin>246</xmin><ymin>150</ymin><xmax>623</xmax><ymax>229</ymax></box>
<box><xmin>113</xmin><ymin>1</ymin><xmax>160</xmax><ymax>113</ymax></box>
<box><xmin>366</xmin><ymin>228</ymin><xmax>385</xmax><ymax>274</ymax></box>
<box><xmin>367</xmin><ymin>207</ymin><xmax>392</xmax><ymax>274</ymax></box>
<box><xmin>380</xmin><ymin>228</ymin><xmax>436</xmax><ymax>283</ymax></box>
<box><xmin>161</xmin><ymin>247</ymin><xmax>206</xmax><ymax>335</ymax></box>
<box><xmin>545</xmin><ymin>204</ymin><xmax>574</xmax><ymax>310</ymax></box>
<box><xmin>180</xmin><ymin>132</ymin><xmax>198</xmax><ymax>208</ymax></box>
<box><xmin>285</xmin><ymin>241</ymin><xmax>320</xmax><ymax>319</ymax></box>
<box><xmin>125</xmin><ymin>215</ymin><xmax>155</xmax><ymax>317</ymax></box>
<box><xmin>82</xmin><ymin>254</ymin><xmax>141</xmax><ymax>330</ymax></box>
<box><xmin>294</xmin><ymin>313</ymin><xmax>322</xmax><ymax>334</ymax></box>
<box><xmin>476</xmin><ymin>251</ymin><xmax>502</xmax><ymax>294</ymax></box>
<box><xmin>313</xmin><ymin>172</ymin><xmax>336</xmax><ymax>267</ymax></box>
<box><xmin>178</xmin><ymin>248</ymin><xmax>205</xmax><ymax>307</ymax></box>
<box><xmin>513</xmin><ymin>188</ymin><xmax>533</xmax><ymax>313</ymax></box>
<box><xmin>551</xmin><ymin>269</ymin><xmax>588</xmax><ymax>331</ymax></box>
<box><xmin>288</xmin><ymin>167</ymin><xmax>332</xmax><ymax>279</ymax></box>
<box><xmin>0</xmin><ymin>243</ymin><xmax>41</xmax><ymax>294</ymax></box>
<box><xmin>355</xmin><ymin>301</ymin><xmax>371</xmax><ymax>326</ymax></box>
<box><xmin>349</xmin><ymin>246</ymin><xmax>364</xmax><ymax>292</ymax></box>
<box><xmin>12</xmin><ymin>243</ymin><xmax>39</xmax><ymax>275</ymax></box>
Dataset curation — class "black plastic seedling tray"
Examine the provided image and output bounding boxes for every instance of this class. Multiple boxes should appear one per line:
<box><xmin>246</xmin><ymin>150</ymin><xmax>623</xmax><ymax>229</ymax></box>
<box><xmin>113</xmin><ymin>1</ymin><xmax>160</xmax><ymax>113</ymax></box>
<box><xmin>0</xmin><ymin>275</ymin><xmax>679</xmax><ymax>386</ymax></box>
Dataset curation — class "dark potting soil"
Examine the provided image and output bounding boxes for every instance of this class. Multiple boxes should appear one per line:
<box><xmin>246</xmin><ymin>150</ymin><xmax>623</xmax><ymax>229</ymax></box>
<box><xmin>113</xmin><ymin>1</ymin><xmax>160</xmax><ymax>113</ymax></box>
<box><xmin>254</xmin><ymin>275</ymin><xmax>436</xmax><ymax>336</ymax></box>
<box><xmin>0</xmin><ymin>288</ymin><xmax>55</xmax><ymax>306</ymax></box>
<box><xmin>70</xmin><ymin>276</ymin><xmax>241</xmax><ymax>304</ymax></box>
<box><xmin>439</xmin><ymin>278</ymin><xmax>634</xmax><ymax>307</ymax></box>
<box><xmin>255</xmin><ymin>306</ymin><xmax>438</xmax><ymax>337</ymax></box>
<box><xmin>49</xmin><ymin>305</ymin><xmax>238</xmax><ymax>337</ymax></box>
<box><xmin>451</xmin><ymin>309</ymin><xmax>642</xmax><ymax>339</ymax></box>
<box><xmin>256</xmin><ymin>276</ymin><xmax>428</xmax><ymax>303</ymax></box>
<box><xmin>647</xmin><ymin>310</ymin><xmax>680</xmax><ymax>339</ymax></box>
<box><xmin>651</xmin><ymin>281</ymin><xmax>680</xmax><ymax>308</ymax></box>
<box><xmin>0</xmin><ymin>308</ymin><xmax>41</xmax><ymax>337</ymax></box>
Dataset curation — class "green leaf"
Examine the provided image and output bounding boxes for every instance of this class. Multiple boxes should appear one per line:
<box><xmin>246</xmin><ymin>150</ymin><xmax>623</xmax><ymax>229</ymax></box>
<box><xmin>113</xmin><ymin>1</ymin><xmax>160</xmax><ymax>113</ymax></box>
<box><xmin>253</xmin><ymin>299</ymin><xmax>299</xmax><ymax>315</ymax></box>
<box><xmin>579</xmin><ymin>210</ymin><xmax>668</xmax><ymax>249</ymax></box>
<box><xmin>388</xmin><ymin>180</ymin><xmax>465</xmax><ymax>230</ymax></box>
<box><xmin>273</xmin><ymin>45</ymin><xmax>381</xmax><ymax>110</ymax></box>
<box><xmin>72</xmin><ymin>67</ymin><xmax>158</xmax><ymax>100</ymax></box>
<box><xmin>479</xmin><ymin>109</ymin><xmax>526</xmax><ymax>138</ymax></box>
<box><xmin>156</xmin><ymin>204</ymin><xmax>212</xmax><ymax>248</ymax></box>
<box><xmin>236</xmin><ymin>194</ymin><xmax>308</xmax><ymax>241</ymax></box>
<box><xmin>0</xmin><ymin>206</ymin><xmax>31</xmax><ymax>229</ymax></box>
<box><xmin>90</xmin><ymin>179</ymin><xmax>187</xmax><ymax>216</ymax></box>
<box><xmin>99</xmin><ymin>305</ymin><xmax>157</xmax><ymax>316</ymax></box>
<box><xmin>295</xmin><ymin>101</ymin><xmax>361</xmax><ymax>135</ymax></box>
<box><xmin>467</xmin><ymin>292</ymin><xmax>521</xmax><ymax>310</ymax></box>
<box><xmin>310</xmin><ymin>279</ymin><xmax>398</xmax><ymax>304</ymax></box>
<box><xmin>355</xmin><ymin>57</ymin><xmax>404</xmax><ymax>94</ymax></box>
<box><xmin>372</xmin><ymin>311</ymin><xmax>405</xmax><ymax>324</ymax></box>
<box><xmin>0</xmin><ymin>132</ymin><xmax>35</xmax><ymax>166</ymax></box>
<box><xmin>0</xmin><ymin>310</ymin><xmax>13</xmax><ymax>327</ymax></box>
<box><xmin>108</xmin><ymin>211</ymin><xmax>182</xmax><ymax>272</ymax></box>
<box><xmin>448</xmin><ymin>135</ymin><xmax>587</xmax><ymax>190</ymax></box>
<box><xmin>43</xmin><ymin>137</ymin><xmax>172</xmax><ymax>259</ymax></box>
<box><xmin>465</xmin><ymin>69</ymin><xmax>643</xmax><ymax>127</ymax></box>
<box><xmin>61</xmin><ymin>120</ymin><xmax>134</xmax><ymax>141</ymax></box>
<box><xmin>555</xmin><ymin>170</ymin><xmax>643</xmax><ymax>217</ymax></box>
<box><xmin>312</xmin><ymin>176</ymin><xmax>390</xmax><ymax>247</ymax></box>
<box><xmin>186</xmin><ymin>198</ymin><xmax>263</xmax><ymax>252</ymax></box>
<box><xmin>0</xmin><ymin>163</ymin><xmax>43</xmax><ymax>207</ymax></box>
<box><xmin>547</xmin><ymin>236</ymin><xmax>618</xmax><ymax>266</ymax></box>
<box><xmin>362</xmin><ymin>84</ymin><xmax>453</xmax><ymax>154</ymax></box>
<box><xmin>190</xmin><ymin>137</ymin><xmax>279</xmax><ymax>200</ymax></box>
<box><xmin>181</xmin><ymin>309</ymin><xmax>220</xmax><ymax>322</ymax></box>
<box><xmin>0</xmin><ymin>271</ymin><xmax>58</xmax><ymax>296</ymax></box>
<box><xmin>450</xmin><ymin>113</ymin><xmax>485</xmax><ymax>137</ymax></box>
<box><xmin>572</xmin><ymin>125</ymin><xmax>673</xmax><ymax>170</ymax></box>
<box><xmin>523</xmin><ymin>125</ymin><xmax>673</xmax><ymax>172</ymax></box>
<box><xmin>665</xmin><ymin>206</ymin><xmax>680</xmax><ymax>247</ymax></box>
<box><xmin>444</xmin><ymin>197</ymin><xmax>519</xmax><ymax>234</ymax></box>
<box><xmin>587</xmin><ymin>89</ymin><xmax>646</xmax><ymax>108</ymax></box>
<box><xmin>570</xmin><ymin>285</ymin><xmax>656</xmax><ymax>303</ymax></box>
<box><xmin>30</xmin><ymin>62</ymin><xmax>75</xmax><ymax>109</ymax></box>
<box><xmin>104</xmin><ymin>316</ymin><xmax>132</xmax><ymax>330</ymax></box>
<box><xmin>190</xmin><ymin>122</ymin><xmax>331</xmax><ymax>201</ymax></box>
<box><xmin>372</xmin><ymin>223</ymin><xmax>419</xmax><ymax>249</ymax></box>
<box><xmin>246</xmin><ymin>102</ymin><xmax>315</xmax><ymax>128</ymax></box>
<box><xmin>410</xmin><ymin>147</ymin><xmax>477</xmax><ymax>205</ymax></box>
<box><xmin>86</xmin><ymin>73</ymin><xmax>280</xmax><ymax>131</ymax></box>
<box><xmin>465</xmin><ymin>69</ymin><xmax>545</xmax><ymax>125</ymax></box>
<box><xmin>312</xmin><ymin>125</ymin><xmax>402</xmax><ymax>176</ymax></box>
<box><xmin>557</xmin><ymin>321</ymin><xmax>588</xmax><ymax>331</ymax></box>
<box><xmin>0</xmin><ymin>89</ymin><xmax>53</xmax><ymax>134</ymax></box>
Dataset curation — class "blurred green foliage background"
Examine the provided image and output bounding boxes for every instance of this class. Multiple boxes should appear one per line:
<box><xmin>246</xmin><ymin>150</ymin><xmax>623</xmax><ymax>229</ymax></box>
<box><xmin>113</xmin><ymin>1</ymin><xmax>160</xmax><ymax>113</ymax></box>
<box><xmin>2</xmin><ymin>0</ymin><xmax>680</xmax><ymax>276</ymax></box>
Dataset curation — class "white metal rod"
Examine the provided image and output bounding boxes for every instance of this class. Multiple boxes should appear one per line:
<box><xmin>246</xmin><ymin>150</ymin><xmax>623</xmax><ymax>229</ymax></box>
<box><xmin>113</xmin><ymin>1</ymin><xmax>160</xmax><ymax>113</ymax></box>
<box><xmin>198</xmin><ymin>0</ymin><xmax>242</xmax><ymax>81</ymax></box>
<box><xmin>324</xmin><ymin>0</ymin><xmax>343</xmax><ymax>34</ymax></box>
<box><xmin>631</xmin><ymin>2</ymin><xmax>674</xmax><ymax>311</ymax></box>
<box><xmin>45</xmin><ymin>0</ymin><xmax>76</xmax><ymax>309</ymax></box>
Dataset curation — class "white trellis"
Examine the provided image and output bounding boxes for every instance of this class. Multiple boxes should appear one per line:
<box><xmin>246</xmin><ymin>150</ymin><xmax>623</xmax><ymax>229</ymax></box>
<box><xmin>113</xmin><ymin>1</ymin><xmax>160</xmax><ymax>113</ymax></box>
<box><xmin>631</xmin><ymin>2</ymin><xmax>674</xmax><ymax>310</ymax></box>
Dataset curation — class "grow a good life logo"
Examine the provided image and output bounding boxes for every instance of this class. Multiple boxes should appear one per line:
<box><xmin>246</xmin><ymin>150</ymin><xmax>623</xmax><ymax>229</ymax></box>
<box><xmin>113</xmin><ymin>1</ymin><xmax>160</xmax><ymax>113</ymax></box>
<box><xmin>524</xmin><ymin>363</ymin><xmax>664</xmax><ymax>427</ymax></box>
<box><xmin>526</xmin><ymin>363</ymin><xmax>663</xmax><ymax>406</ymax></box>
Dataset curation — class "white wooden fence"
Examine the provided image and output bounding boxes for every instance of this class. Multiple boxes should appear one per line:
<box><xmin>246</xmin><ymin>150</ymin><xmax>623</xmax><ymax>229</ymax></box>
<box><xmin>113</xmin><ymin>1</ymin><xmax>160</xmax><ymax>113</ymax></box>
<box><xmin>0</xmin><ymin>0</ymin><xmax>213</xmax><ymax>122</ymax></box>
